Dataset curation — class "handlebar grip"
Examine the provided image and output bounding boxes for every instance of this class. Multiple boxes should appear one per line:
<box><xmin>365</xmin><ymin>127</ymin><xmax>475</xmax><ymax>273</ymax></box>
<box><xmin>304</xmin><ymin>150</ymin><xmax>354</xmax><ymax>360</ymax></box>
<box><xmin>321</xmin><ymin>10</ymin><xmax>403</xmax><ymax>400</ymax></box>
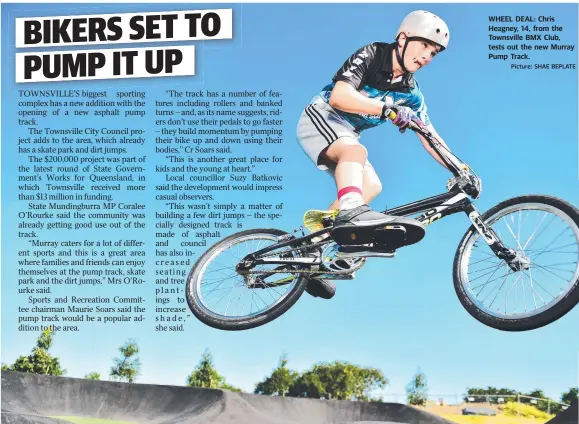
<box><xmin>388</xmin><ymin>111</ymin><xmax>396</xmax><ymax>120</ymax></box>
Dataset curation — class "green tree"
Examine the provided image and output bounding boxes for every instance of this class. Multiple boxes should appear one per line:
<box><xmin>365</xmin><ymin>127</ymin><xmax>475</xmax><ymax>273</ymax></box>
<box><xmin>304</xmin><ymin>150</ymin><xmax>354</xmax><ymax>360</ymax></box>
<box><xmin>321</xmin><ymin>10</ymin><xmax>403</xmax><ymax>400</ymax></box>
<box><xmin>287</xmin><ymin>361</ymin><xmax>387</xmax><ymax>401</ymax></box>
<box><xmin>254</xmin><ymin>354</ymin><xmax>299</xmax><ymax>397</ymax></box>
<box><xmin>8</xmin><ymin>328</ymin><xmax>65</xmax><ymax>376</ymax></box>
<box><xmin>109</xmin><ymin>340</ymin><xmax>140</xmax><ymax>383</ymax></box>
<box><xmin>464</xmin><ymin>387</ymin><xmax>517</xmax><ymax>404</ymax></box>
<box><xmin>84</xmin><ymin>372</ymin><xmax>101</xmax><ymax>380</ymax></box>
<box><xmin>1</xmin><ymin>363</ymin><xmax>10</xmax><ymax>371</ymax></box>
<box><xmin>186</xmin><ymin>350</ymin><xmax>241</xmax><ymax>392</ymax></box>
<box><xmin>561</xmin><ymin>387</ymin><xmax>578</xmax><ymax>405</ymax></box>
<box><xmin>406</xmin><ymin>368</ymin><xmax>428</xmax><ymax>406</ymax></box>
<box><xmin>521</xmin><ymin>389</ymin><xmax>556</xmax><ymax>413</ymax></box>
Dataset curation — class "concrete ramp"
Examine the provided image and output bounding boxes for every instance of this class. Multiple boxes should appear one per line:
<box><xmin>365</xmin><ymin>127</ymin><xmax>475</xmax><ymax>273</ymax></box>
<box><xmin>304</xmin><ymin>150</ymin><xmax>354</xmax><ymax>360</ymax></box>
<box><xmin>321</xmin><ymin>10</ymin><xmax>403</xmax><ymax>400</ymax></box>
<box><xmin>1</xmin><ymin>371</ymin><xmax>454</xmax><ymax>424</ymax></box>
<box><xmin>547</xmin><ymin>400</ymin><xmax>578</xmax><ymax>424</ymax></box>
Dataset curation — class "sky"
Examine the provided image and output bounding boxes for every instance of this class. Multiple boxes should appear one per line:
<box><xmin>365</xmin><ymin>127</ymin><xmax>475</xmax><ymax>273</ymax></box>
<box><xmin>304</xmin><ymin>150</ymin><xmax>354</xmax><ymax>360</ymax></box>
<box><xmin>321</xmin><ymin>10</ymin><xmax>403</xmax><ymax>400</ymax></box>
<box><xmin>1</xmin><ymin>3</ymin><xmax>578</xmax><ymax>403</ymax></box>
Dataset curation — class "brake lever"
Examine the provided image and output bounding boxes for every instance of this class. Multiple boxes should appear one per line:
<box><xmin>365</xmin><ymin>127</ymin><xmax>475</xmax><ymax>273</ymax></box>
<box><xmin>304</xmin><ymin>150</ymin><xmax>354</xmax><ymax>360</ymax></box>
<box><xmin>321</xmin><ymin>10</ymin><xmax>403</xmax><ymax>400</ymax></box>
<box><xmin>386</xmin><ymin>108</ymin><xmax>431</xmax><ymax>137</ymax></box>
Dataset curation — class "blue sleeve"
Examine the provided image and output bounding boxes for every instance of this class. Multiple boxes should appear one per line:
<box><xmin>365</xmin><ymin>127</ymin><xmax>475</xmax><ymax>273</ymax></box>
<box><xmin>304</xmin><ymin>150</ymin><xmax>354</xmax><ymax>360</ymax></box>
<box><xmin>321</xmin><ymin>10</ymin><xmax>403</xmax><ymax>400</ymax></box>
<box><xmin>408</xmin><ymin>81</ymin><xmax>431</xmax><ymax>126</ymax></box>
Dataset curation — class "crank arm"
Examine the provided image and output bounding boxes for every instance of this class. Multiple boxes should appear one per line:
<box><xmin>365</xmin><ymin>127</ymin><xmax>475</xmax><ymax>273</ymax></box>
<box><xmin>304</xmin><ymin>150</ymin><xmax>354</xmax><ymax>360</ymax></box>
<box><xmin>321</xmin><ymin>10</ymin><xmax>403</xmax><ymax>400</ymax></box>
<box><xmin>251</xmin><ymin>275</ymin><xmax>296</xmax><ymax>289</ymax></box>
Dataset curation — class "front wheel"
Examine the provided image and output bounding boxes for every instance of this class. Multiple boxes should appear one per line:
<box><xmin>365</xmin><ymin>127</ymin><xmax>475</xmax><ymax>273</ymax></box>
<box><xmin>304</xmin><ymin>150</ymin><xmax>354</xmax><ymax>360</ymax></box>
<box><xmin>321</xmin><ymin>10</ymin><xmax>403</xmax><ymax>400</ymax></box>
<box><xmin>453</xmin><ymin>195</ymin><xmax>579</xmax><ymax>331</ymax></box>
<box><xmin>185</xmin><ymin>228</ymin><xmax>310</xmax><ymax>331</ymax></box>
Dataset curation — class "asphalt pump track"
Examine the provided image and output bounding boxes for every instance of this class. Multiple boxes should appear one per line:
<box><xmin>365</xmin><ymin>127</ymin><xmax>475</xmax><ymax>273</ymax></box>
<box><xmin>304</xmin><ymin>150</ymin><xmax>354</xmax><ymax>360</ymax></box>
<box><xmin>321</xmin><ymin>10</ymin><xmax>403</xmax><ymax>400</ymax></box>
<box><xmin>3</xmin><ymin>372</ymin><xmax>576</xmax><ymax>424</ymax></box>
<box><xmin>2</xmin><ymin>371</ymin><xmax>454</xmax><ymax>424</ymax></box>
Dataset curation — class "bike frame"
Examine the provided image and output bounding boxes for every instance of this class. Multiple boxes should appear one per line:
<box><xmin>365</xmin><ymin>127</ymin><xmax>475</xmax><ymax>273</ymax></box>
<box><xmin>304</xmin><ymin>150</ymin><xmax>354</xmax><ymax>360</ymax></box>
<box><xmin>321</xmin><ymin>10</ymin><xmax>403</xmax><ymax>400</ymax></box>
<box><xmin>242</xmin><ymin>119</ymin><xmax>516</xmax><ymax>270</ymax></box>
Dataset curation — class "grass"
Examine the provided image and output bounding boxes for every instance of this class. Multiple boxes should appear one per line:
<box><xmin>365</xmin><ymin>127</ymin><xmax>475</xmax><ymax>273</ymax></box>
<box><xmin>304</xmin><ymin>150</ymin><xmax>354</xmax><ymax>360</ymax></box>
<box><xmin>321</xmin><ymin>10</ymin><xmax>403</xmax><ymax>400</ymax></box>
<box><xmin>502</xmin><ymin>402</ymin><xmax>554</xmax><ymax>420</ymax></box>
<box><xmin>437</xmin><ymin>403</ymin><xmax>555</xmax><ymax>424</ymax></box>
<box><xmin>49</xmin><ymin>417</ymin><xmax>138</xmax><ymax>424</ymax></box>
<box><xmin>440</xmin><ymin>414</ymin><xmax>550</xmax><ymax>424</ymax></box>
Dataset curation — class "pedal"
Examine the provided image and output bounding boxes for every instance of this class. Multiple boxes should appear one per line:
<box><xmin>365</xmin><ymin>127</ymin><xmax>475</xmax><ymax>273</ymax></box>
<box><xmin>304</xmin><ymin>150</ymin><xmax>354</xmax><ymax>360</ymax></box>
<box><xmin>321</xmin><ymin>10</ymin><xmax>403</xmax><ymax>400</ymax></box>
<box><xmin>303</xmin><ymin>209</ymin><xmax>339</xmax><ymax>232</ymax></box>
<box><xmin>336</xmin><ymin>245</ymin><xmax>396</xmax><ymax>259</ymax></box>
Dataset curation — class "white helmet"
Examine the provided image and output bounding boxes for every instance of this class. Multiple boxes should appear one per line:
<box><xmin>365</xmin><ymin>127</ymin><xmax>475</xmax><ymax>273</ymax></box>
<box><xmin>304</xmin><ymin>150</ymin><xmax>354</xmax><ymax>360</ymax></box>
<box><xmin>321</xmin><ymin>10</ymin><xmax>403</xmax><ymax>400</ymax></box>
<box><xmin>396</xmin><ymin>10</ymin><xmax>449</xmax><ymax>50</ymax></box>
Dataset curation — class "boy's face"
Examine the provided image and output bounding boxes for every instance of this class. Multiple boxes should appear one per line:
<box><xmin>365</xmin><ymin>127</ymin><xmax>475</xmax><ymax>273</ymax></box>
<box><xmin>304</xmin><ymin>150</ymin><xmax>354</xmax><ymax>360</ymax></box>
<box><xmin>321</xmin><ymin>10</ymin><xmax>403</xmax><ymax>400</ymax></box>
<box><xmin>399</xmin><ymin>36</ymin><xmax>441</xmax><ymax>72</ymax></box>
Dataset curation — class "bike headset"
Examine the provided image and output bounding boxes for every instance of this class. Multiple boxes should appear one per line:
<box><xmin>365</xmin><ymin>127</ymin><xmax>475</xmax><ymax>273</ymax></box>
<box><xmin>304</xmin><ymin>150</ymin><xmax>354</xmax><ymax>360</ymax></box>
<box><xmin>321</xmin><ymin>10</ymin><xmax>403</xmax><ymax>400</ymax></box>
<box><xmin>395</xmin><ymin>10</ymin><xmax>450</xmax><ymax>74</ymax></box>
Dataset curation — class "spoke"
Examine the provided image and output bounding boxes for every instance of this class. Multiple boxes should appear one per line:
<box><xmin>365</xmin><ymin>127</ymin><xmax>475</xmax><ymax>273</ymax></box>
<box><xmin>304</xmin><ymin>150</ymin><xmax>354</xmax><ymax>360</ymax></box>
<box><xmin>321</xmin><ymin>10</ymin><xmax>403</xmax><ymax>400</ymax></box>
<box><xmin>503</xmin><ymin>217</ymin><xmax>523</xmax><ymax>250</ymax></box>
<box><xmin>527</xmin><ymin>242</ymin><xmax>579</xmax><ymax>255</ymax></box>
<box><xmin>202</xmin><ymin>272</ymin><xmax>239</xmax><ymax>282</ymax></box>
<box><xmin>533</xmin><ymin>266</ymin><xmax>566</xmax><ymax>293</ymax></box>
<box><xmin>203</xmin><ymin>265</ymin><xmax>238</xmax><ymax>275</ymax></box>
<box><xmin>531</xmin><ymin>262</ymin><xmax>574</xmax><ymax>283</ymax></box>
<box><xmin>469</xmin><ymin>262</ymin><xmax>505</xmax><ymax>283</ymax></box>
<box><xmin>534</xmin><ymin>261</ymin><xmax>578</xmax><ymax>267</ymax></box>
<box><xmin>522</xmin><ymin>212</ymin><xmax>549</xmax><ymax>250</ymax></box>
<box><xmin>517</xmin><ymin>210</ymin><xmax>522</xmax><ymax>246</ymax></box>
<box><xmin>469</xmin><ymin>263</ymin><xmax>509</xmax><ymax>275</ymax></box>
<box><xmin>506</xmin><ymin>273</ymin><xmax>524</xmax><ymax>297</ymax></box>
<box><xmin>261</xmin><ymin>284</ymin><xmax>280</xmax><ymax>303</ymax></box>
<box><xmin>529</xmin><ymin>249</ymin><xmax>579</xmax><ymax>255</ymax></box>
<box><xmin>252</xmin><ymin>287</ymin><xmax>271</xmax><ymax>310</ymax></box>
<box><xmin>203</xmin><ymin>285</ymin><xmax>242</xmax><ymax>295</ymax></box>
<box><xmin>489</xmin><ymin>268</ymin><xmax>511</xmax><ymax>309</ymax></box>
<box><xmin>211</xmin><ymin>285</ymin><xmax>237</xmax><ymax>310</ymax></box>
<box><xmin>523</xmin><ymin>273</ymin><xmax>557</xmax><ymax>300</ymax></box>
<box><xmin>201</xmin><ymin>274</ymin><xmax>239</xmax><ymax>287</ymax></box>
<box><xmin>474</xmin><ymin>263</ymin><xmax>505</xmax><ymax>296</ymax></box>
<box><xmin>226</xmin><ymin>246</ymin><xmax>242</xmax><ymax>261</ymax></box>
<box><xmin>255</xmin><ymin>239</ymin><xmax>266</xmax><ymax>252</ymax></box>
<box><xmin>469</xmin><ymin>255</ymin><xmax>502</xmax><ymax>267</ymax></box>
<box><xmin>471</xmin><ymin>270</ymin><xmax>512</xmax><ymax>292</ymax></box>
<box><xmin>204</xmin><ymin>276</ymin><xmax>231</xmax><ymax>298</ymax></box>
<box><xmin>265</xmin><ymin>283</ymin><xmax>284</xmax><ymax>297</ymax></box>
<box><xmin>524</xmin><ymin>213</ymin><xmax>556</xmax><ymax>250</ymax></box>
<box><xmin>522</xmin><ymin>270</ymin><xmax>528</xmax><ymax>311</ymax></box>
<box><xmin>531</xmin><ymin>227</ymin><xmax>573</xmax><ymax>261</ymax></box>
<box><xmin>224</xmin><ymin>286</ymin><xmax>238</xmax><ymax>316</ymax></box>
<box><xmin>240</xmin><ymin>288</ymin><xmax>248</xmax><ymax>316</ymax></box>
<box><xmin>480</xmin><ymin>264</ymin><xmax>507</xmax><ymax>303</ymax></box>
<box><xmin>523</xmin><ymin>268</ymin><xmax>546</xmax><ymax>307</ymax></box>
<box><xmin>471</xmin><ymin>250</ymin><xmax>497</xmax><ymax>258</ymax></box>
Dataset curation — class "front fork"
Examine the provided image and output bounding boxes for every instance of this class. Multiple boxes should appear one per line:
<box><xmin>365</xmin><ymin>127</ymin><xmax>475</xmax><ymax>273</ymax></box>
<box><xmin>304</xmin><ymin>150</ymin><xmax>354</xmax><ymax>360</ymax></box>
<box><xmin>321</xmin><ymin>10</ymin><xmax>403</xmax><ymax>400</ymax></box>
<box><xmin>464</xmin><ymin>204</ymin><xmax>520</xmax><ymax>270</ymax></box>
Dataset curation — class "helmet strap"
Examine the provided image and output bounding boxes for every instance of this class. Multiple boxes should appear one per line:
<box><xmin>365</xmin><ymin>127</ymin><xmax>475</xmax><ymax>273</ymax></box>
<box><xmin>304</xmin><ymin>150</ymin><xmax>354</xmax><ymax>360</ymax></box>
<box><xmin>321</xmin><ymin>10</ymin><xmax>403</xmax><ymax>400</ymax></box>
<box><xmin>395</xmin><ymin>35</ymin><xmax>410</xmax><ymax>74</ymax></box>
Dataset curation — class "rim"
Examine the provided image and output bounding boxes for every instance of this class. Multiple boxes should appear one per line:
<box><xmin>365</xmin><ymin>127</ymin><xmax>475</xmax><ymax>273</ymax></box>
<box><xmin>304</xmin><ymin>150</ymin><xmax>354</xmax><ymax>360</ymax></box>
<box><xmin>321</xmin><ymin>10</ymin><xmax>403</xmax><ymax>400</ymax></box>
<box><xmin>190</xmin><ymin>233</ymin><xmax>301</xmax><ymax>321</ymax></box>
<box><xmin>460</xmin><ymin>203</ymin><xmax>579</xmax><ymax>320</ymax></box>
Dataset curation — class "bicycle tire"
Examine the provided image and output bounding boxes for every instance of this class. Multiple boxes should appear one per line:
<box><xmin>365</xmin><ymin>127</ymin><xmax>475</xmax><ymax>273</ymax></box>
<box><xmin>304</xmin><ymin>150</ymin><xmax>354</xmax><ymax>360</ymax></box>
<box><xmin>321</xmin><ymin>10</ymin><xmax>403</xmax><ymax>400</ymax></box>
<box><xmin>453</xmin><ymin>195</ymin><xmax>579</xmax><ymax>331</ymax></box>
<box><xmin>185</xmin><ymin>228</ymin><xmax>309</xmax><ymax>331</ymax></box>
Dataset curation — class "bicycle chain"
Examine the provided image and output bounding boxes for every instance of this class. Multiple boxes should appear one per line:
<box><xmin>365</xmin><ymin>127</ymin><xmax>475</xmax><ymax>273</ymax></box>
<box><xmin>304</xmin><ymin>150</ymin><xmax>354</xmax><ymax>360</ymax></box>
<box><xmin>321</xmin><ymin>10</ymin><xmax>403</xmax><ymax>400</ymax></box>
<box><xmin>236</xmin><ymin>238</ymin><xmax>366</xmax><ymax>276</ymax></box>
<box><xmin>238</xmin><ymin>267</ymin><xmax>353</xmax><ymax>276</ymax></box>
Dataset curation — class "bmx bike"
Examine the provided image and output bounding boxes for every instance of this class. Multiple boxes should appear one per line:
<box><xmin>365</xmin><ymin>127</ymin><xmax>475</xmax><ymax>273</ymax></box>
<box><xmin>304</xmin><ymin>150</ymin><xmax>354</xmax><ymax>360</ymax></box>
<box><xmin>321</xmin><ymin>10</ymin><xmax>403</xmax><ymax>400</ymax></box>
<box><xmin>185</xmin><ymin>107</ymin><xmax>579</xmax><ymax>332</ymax></box>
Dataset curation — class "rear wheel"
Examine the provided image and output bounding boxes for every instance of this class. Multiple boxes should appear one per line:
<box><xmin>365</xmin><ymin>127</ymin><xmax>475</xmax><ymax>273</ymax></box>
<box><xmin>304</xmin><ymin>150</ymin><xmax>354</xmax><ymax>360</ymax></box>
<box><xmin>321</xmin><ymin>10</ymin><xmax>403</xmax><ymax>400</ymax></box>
<box><xmin>453</xmin><ymin>195</ymin><xmax>579</xmax><ymax>331</ymax></box>
<box><xmin>186</xmin><ymin>229</ymin><xmax>310</xmax><ymax>330</ymax></box>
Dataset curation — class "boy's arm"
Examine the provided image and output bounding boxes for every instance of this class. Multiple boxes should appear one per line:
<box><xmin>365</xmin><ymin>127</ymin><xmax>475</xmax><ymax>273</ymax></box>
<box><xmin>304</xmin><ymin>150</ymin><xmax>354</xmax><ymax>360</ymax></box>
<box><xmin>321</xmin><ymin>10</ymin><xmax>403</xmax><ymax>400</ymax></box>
<box><xmin>416</xmin><ymin>125</ymin><xmax>452</xmax><ymax>170</ymax></box>
<box><xmin>328</xmin><ymin>43</ymin><xmax>387</xmax><ymax>116</ymax></box>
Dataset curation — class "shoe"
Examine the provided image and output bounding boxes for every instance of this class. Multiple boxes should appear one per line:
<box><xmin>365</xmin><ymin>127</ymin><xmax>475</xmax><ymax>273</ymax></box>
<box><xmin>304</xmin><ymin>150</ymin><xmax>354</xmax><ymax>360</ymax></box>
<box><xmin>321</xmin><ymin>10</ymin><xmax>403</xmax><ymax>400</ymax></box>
<box><xmin>334</xmin><ymin>204</ymin><xmax>394</xmax><ymax>226</ymax></box>
<box><xmin>331</xmin><ymin>205</ymin><xmax>425</xmax><ymax>247</ymax></box>
<box><xmin>305</xmin><ymin>278</ymin><xmax>336</xmax><ymax>299</ymax></box>
<box><xmin>305</xmin><ymin>254</ymin><xmax>363</xmax><ymax>299</ymax></box>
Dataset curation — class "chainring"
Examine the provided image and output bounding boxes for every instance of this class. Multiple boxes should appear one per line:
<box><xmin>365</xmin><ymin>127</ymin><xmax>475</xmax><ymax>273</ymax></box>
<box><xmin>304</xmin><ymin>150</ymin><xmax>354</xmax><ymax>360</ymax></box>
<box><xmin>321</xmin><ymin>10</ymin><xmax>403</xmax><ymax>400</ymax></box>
<box><xmin>320</xmin><ymin>243</ymin><xmax>366</xmax><ymax>273</ymax></box>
